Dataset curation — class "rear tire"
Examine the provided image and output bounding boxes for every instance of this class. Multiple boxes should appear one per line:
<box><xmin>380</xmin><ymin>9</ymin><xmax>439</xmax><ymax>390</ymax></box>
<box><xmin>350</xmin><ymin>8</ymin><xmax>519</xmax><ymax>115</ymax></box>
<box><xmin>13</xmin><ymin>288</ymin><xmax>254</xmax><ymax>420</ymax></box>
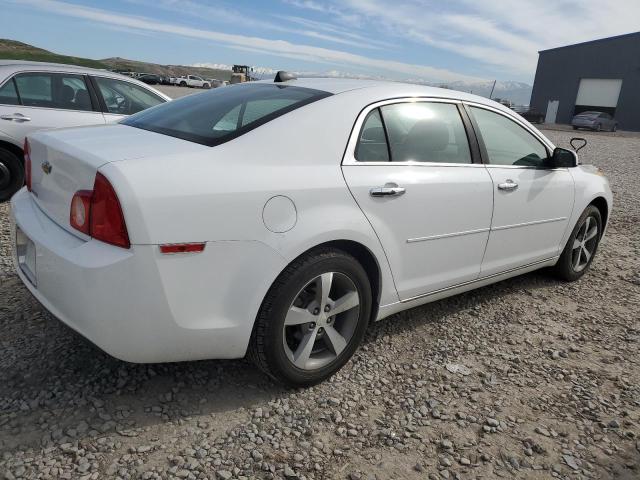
<box><xmin>553</xmin><ymin>205</ymin><xmax>602</xmax><ymax>281</ymax></box>
<box><xmin>249</xmin><ymin>248</ymin><xmax>372</xmax><ymax>387</ymax></box>
<box><xmin>0</xmin><ymin>147</ymin><xmax>24</xmax><ymax>202</ymax></box>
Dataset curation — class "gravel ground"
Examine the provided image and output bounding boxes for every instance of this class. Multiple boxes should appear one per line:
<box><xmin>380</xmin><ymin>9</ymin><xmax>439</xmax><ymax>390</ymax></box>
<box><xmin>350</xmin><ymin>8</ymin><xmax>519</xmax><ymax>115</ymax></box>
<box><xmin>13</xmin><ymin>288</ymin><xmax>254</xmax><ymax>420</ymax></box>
<box><xmin>1</xmin><ymin>129</ymin><xmax>639</xmax><ymax>480</ymax></box>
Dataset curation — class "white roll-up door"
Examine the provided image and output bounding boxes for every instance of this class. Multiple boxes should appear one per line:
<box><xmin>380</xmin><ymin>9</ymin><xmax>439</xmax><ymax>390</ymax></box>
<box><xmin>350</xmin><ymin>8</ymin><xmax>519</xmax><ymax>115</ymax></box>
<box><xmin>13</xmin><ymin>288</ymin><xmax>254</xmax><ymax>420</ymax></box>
<box><xmin>575</xmin><ymin>79</ymin><xmax>623</xmax><ymax>107</ymax></box>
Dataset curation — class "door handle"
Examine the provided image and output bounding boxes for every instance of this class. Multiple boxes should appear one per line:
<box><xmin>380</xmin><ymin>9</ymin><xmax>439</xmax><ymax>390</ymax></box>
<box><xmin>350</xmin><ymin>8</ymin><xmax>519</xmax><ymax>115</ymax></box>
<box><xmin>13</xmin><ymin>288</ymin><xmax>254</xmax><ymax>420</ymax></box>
<box><xmin>497</xmin><ymin>180</ymin><xmax>518</xmax><ymax>191</ymax></box>
<box><xmin>370</xmin><ymin>185</ymin><xmax>406</xmax><ymax>197</ymax></box>
<box><xmin>1</xmin><ymin>113</ymin><xmax>31</xmax><ymax>122</ymax></box>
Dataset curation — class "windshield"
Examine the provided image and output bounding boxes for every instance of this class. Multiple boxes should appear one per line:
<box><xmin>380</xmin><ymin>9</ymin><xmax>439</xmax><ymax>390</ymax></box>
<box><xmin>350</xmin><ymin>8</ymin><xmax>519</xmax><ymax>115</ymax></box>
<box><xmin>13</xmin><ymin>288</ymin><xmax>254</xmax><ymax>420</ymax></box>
<box><xmin>123</xmin><ymin>83</ymin><xmax>331</xmax><ymax>146</ymax></box>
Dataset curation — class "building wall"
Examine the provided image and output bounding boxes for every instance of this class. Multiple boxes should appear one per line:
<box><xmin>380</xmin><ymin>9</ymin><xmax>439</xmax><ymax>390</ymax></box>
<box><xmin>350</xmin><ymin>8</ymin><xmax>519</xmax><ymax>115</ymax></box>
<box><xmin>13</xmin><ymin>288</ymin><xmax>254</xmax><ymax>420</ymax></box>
<box><xmin>530</xmin><ymin>33</ymin><xmax>640</xmax><ymax>131</ymax></box>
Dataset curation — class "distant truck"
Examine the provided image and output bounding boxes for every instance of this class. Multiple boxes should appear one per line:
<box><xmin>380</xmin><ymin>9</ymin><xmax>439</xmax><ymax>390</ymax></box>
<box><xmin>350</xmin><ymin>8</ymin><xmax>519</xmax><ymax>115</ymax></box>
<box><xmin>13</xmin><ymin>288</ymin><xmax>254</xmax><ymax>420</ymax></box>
<box><xmin>230</xmin><ymin>65</ymin><xmax>253</xmax><ymax>84</ymax></box>
<box><xmin>174</xmin><ymin>75</ymin><xmax>211</xmax><ymax>89</ymax></box>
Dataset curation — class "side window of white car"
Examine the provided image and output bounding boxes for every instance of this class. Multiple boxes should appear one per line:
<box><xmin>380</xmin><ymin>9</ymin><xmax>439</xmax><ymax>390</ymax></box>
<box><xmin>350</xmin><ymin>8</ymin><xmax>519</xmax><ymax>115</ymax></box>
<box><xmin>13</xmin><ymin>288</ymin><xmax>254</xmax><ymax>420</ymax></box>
<box><xmin>0</xmin><ymin>79</ymin><xmax>20</xmax><ymax>105</ymax></box>
<box><xmin>381</xmin><ymin>102</ymin><xmax>472</xmax><ymax>164</ymax></box>
<box><xmin>14</xmin><ymin>73</ymin><xmax>53</xmax><ymax>108</ymax></box>
<box><xmin>355</xmin><ymin>108</ymin><xmax>389</xmax><ymax>162</ymax></box>
<box><xmin>94</xmin><ymin>77</ymin><xmax>164</xmax><ymax>115</ymax></box>
<box><xmin>12</xmin><ymin>73</ymin><xmax>94</xmax><ymax>112</ymax></box>
<box><xmin>470</xmin><ymin>107</ymin><xmax>548</xmax><ymax>167</ymax></box>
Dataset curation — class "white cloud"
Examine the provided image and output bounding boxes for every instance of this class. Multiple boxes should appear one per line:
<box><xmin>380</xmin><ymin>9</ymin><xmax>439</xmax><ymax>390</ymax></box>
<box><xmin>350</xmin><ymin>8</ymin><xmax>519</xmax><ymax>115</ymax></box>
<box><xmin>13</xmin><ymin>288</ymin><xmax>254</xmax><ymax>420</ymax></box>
<box><xmin>13</xmin><ymin>0</ymin><xmax>486</xmax><ymax>83</ymax></box>
<box><xmin>317</xmin><ymin>0</ymin><xmax>640</xmax><ymax>77</ymax></box>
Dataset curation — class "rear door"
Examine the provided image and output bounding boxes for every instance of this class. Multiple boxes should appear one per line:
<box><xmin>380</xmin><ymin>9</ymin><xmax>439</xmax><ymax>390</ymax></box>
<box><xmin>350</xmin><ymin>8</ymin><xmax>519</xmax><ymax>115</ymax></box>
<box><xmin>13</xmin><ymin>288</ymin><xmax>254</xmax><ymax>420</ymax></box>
<box><xmin>342</xmin><ymin>99</ymin><xmax>494</xmax><ymax>300</ymax></box>
<box><xmin>0</xmin><ymin>72</ymin><xmax>105</xmax><ymax>145</ymax></box>
<box><xmin>467</xmin><ymin>105</ymin><xmax>574</xmax><ymax>276</ymax></box>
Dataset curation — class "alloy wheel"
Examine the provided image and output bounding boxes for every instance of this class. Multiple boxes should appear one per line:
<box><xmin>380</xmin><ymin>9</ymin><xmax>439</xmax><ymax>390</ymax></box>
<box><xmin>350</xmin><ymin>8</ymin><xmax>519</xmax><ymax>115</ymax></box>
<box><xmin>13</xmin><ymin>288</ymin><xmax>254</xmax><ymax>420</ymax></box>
<box><xmin>572</xmin><ymin>216</ymin><xmax>599</xmax><ymax>272</ymax></box>
<box><xmin>283</xmin><ymin>272</ymin><xmax>360</xmax><ymax>370</ymax></box>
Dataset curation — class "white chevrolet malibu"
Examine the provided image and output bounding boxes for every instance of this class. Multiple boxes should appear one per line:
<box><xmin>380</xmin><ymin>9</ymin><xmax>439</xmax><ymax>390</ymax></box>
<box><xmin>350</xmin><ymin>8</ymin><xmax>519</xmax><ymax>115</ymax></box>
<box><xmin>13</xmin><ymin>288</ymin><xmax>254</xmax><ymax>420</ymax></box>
<box><xmin>11</xmin><ymin>75</ymin><xmax>612</xmax><ymax>386</ymax></box>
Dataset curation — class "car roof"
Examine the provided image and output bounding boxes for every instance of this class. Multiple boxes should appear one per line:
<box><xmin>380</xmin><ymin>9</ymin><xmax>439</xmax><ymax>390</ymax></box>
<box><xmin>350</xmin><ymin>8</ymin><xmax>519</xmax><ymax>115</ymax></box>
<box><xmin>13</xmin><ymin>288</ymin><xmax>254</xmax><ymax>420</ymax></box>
<box><xmin>256</xmin><ymin>77</ymin><xmax>512</xmax><ymax>112</ymax></box>
<box><xmin>0</xmin><ymin>60</ymin><xmax>118</xmax><ymax>76</ymax></box>
<box><xmin>0</xmin><ymin>60</ymin><xmax>171</xmax><ymax>100</ymax></box>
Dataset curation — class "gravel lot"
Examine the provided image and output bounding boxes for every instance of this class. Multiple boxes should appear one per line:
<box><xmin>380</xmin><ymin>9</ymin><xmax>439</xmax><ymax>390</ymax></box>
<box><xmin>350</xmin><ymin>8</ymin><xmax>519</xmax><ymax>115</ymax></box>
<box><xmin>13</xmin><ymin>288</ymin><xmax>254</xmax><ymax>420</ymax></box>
<box><xmin>1</xmin><ymin>128</ymin><xmax>638</xmax><ymax>480</ymax></box>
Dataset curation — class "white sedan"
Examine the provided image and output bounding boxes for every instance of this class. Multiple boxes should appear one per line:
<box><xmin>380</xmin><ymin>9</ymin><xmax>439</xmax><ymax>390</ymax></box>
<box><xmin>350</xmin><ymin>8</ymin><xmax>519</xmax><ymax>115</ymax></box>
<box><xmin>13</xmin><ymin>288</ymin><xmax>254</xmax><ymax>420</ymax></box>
<box><xmin>11</xmin><ymin>75</ymin><xmax>612</xmax><ymax>386</ymax></box>
<box><xmin>0</xmin><ymin>61</ymin><xmax>171</xmax><ymax>201</ymax></box>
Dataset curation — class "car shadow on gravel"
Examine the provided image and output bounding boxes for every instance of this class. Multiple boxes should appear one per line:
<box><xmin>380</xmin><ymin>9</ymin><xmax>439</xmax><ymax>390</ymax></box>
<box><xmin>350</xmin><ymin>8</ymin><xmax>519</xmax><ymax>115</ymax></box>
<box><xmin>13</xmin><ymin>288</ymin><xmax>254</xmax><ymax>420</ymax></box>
<box><xmin>363</xmin><ymin>268</ymin><xmax>562</xmax><ymax>343</ymax></box>
<box><xmin>0</xmin><ymin>268</ymin><xmax>562</xmax><ymax>453</ymax></box>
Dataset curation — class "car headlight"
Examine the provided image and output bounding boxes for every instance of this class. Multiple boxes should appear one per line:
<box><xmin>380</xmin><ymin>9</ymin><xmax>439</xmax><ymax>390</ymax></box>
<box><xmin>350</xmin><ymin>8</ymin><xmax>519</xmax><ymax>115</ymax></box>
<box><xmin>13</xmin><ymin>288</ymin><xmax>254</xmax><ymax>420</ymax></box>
<box><xmin>595</xmin><ymin>168</ymin><xmax>606</xmax><ymax>177</ymax></box>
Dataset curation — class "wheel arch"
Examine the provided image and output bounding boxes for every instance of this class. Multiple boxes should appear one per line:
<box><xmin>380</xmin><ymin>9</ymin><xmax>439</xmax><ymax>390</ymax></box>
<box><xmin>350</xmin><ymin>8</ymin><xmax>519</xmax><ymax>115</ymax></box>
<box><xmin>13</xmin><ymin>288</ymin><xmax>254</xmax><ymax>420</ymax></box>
<box><xmin>0</xmin><ymin>139</ymin><xmax>24</xmax><ymax>166</ymax></box>
<box><xmin>265</xmin><ymin>239</ymin><xmax>384</xmax><ymax>324</ymax></box>
<box><xmin>589</xmin><ymin>196</ymin><xmax>609</xmax><ymax>231</ymax></box>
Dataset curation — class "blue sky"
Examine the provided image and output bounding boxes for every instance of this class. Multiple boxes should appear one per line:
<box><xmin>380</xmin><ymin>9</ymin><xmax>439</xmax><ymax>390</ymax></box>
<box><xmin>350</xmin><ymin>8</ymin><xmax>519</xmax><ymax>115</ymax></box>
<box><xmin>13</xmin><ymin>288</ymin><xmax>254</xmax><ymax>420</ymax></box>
<box><xmin>2</xmin><ymin>0</ymin><xmax>639</xmax><ymax>84</ymax></box>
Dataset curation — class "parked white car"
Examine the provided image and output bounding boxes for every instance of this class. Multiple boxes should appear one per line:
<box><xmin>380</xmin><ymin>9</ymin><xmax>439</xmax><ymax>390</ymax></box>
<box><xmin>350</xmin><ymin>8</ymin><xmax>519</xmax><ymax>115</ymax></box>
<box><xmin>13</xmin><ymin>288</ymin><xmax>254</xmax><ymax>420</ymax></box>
<box><xmin>0</xmin><ymin>61</ymin><xmax>171</xmax><ymax>200</ymax></box>
<box><xmin>11</xmin><ymin>76</ymin><xmax>612</xmax><ymax>386</ymax></box>
<box><xmin>176</xmin><ymin>75</ymin><xmax>210</xmax><ymax>89</ymax></box>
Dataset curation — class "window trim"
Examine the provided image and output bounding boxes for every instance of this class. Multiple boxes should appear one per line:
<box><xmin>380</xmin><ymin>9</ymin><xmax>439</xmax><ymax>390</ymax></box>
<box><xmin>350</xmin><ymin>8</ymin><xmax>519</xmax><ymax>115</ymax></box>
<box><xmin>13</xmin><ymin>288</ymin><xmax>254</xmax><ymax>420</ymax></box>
<box><xmin>0</xmin><ymin>71</ymin><xmax>102</xmax><ymax>113</ymax></box>
<box><xmin>343</xmin><ymin>97</ymin><xmax>484</xmax><ymax>167</ymax></box>
<box><xmin>88</xmin><ymin>74</ymin><xmax>167</xmax><ymax>116</ymax></box>
<box><xmin>462</xmin><ymin>102</ymin><xmax>559</xmax><ymax>170</ymax></box>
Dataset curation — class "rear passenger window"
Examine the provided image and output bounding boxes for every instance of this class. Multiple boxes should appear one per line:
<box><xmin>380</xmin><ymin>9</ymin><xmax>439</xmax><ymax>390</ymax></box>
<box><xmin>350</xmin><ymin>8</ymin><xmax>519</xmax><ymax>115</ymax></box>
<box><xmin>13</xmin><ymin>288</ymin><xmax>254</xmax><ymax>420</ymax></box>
<box><xmin>355</xmin><ymin>109</ymin><xmax>389</xmax><ymax>162</ymax></box>
<box><xmin>381</xmin><ymin>103</ymin><xmax>472</xmax><ymax>164</ymax></box>
<box><xmin>11</xmin><ymin>73</ymin><xmax>93</xmax><ymax>111</ymax></box>
<box><xmin>0</xmin><ymin>79</ymin><xmax>19</xmax><ymax>105</ymax></box>
<box><xmin>14</xmin><ymin>74</ymin><xmax>53</xmax><ymax>107</ymax></box>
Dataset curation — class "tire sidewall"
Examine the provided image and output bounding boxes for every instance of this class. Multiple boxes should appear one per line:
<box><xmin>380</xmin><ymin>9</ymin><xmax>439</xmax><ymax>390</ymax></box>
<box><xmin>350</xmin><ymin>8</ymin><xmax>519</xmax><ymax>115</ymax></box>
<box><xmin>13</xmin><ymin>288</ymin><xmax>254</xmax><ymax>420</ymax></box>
<box><xmin>261</xmin><ymin>252</ymin><xmax>372</xmax><ymax>386</ymax></box>
<box><xmin>0</xmin><ymin>147</ymin><xmax>24</xmax><ymax>202</ymax></box>
<box><xmin>557</xmin><ymin>205</ymin><xmax>602</xmax><ymax>281</ymax></box>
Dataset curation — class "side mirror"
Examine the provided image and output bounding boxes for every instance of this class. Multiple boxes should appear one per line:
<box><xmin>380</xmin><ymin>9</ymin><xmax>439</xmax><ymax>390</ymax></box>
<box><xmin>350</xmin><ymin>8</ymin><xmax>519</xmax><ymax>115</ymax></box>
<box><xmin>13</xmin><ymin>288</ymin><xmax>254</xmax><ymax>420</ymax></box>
<box><xmin>549</xmin><ymin>147</ymin><xmax>578</xmax><ymax>168</ymax></box>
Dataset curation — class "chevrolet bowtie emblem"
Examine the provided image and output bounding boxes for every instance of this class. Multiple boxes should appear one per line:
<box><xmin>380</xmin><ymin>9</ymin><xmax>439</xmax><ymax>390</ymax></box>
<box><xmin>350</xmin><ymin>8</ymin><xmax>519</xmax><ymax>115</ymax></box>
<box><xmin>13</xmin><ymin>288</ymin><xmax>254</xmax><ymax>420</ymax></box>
<box><xmin>41</xmin><ymin>161</ymin><xmax>52</xmax><ymax>175</ymax></box>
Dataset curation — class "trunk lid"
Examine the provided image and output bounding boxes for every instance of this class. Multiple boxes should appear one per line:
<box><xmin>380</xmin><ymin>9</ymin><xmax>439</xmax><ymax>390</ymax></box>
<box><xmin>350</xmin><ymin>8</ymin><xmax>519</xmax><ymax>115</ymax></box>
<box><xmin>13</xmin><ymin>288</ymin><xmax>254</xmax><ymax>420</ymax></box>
<box><xmin>28</xmin><ymin>124</ymin><xmax>206</xmax><ymax>236</ymax></box>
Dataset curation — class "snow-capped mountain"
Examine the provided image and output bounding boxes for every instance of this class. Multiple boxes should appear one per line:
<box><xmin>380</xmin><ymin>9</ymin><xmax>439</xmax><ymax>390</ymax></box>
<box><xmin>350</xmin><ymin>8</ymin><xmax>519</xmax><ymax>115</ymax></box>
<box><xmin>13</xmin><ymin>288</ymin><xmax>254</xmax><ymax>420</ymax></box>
<box><xmin>192</xmin><ymin>63</ymin><xmax>533</xmax><ymax>105</ymax></box>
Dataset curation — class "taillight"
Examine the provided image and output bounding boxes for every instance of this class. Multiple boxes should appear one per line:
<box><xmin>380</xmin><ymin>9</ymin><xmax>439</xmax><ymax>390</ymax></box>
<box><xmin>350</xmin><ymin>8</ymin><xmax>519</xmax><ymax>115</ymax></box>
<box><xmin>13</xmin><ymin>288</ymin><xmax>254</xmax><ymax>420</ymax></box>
<box><xmin>24</xmin><ymin>139</ymin><xmax>31</xmax><ymax>191</ymax></box>
<box><xmin>91</xmin><ymin>173</ymin><xmax>130</xmax><ymax>248</ymax></box>
<box><xmin>70</xmin><ymin>191</ymin><xmax>92</xmax><ymax>235</ymax></box>
<box><xmin>70</xmin><ymin>173</ymin><xmax>130</xmax><ymax>249</ymax></box>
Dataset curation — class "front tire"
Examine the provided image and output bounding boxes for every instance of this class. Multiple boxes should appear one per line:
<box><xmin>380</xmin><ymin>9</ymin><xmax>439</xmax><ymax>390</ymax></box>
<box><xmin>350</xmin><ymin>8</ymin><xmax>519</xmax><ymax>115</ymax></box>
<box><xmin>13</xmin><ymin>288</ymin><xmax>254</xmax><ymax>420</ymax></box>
<box><xmin>0</xmin><ymin>147</ymin><xmax>24</xmax><ymax>202</ymax></box>
<box><xmin>553</xmin><ymin>205</ymin><xmax>602</xmax><ymax>281</ymax></box>
<box><xmin>249</xmin><ymin>248</ymin><xmax>372</xmax><ymax>387</ymax></box>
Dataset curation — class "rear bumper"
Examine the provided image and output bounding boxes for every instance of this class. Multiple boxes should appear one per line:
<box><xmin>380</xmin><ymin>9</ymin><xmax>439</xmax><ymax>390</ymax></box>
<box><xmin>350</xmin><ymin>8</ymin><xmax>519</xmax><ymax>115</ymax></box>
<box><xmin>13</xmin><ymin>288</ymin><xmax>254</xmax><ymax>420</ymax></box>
<box><xmin>10</xmin><ymin>188</ymin><xmax>286</xmax><ymax>363</ymax></box>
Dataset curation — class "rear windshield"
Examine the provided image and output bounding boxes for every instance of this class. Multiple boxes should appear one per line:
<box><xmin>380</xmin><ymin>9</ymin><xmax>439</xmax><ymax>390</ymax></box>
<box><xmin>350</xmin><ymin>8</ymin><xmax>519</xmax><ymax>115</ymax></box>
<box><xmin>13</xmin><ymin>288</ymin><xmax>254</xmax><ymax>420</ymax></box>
<box><xmin>122</xmin><ymin>83</ymin><xmax>331</xmax><ymax>146</ymax></box>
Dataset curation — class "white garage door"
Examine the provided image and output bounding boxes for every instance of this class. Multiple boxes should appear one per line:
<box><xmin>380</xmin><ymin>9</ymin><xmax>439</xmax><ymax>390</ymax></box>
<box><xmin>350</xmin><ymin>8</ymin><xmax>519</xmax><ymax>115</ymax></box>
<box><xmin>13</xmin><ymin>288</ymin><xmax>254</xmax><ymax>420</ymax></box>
<box><xmin>575</xmin><ymin>79</ymin><xmax>623</xmax><ymax>107</ymax></box>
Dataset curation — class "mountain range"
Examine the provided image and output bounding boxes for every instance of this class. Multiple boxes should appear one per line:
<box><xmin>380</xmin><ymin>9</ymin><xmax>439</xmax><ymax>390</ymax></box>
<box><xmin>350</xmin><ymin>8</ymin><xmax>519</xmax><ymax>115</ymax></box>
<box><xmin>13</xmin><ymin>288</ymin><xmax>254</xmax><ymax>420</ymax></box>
<box><xmin>1</xmin><ymin>39</ymin><xmax>532</xmax><ymax>105</ymax></box>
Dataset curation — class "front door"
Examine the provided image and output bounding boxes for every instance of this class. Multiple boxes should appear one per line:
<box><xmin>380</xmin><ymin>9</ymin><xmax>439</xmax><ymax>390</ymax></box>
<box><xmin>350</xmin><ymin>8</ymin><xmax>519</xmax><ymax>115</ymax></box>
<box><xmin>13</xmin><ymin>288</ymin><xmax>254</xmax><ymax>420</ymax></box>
<box><xmin>0</xmin><ymin>72</ymin><xmax>105</xmax><ymax>145</ymax></box>
<box><xmin>342</xmin><ymin>101</ymin><xmax>494</xmax><ymax>300</ymax></box>
<box><xmin>468</xmin><ymin>106</ymin><xmax>574</xmax><ymax>276</ymax></box>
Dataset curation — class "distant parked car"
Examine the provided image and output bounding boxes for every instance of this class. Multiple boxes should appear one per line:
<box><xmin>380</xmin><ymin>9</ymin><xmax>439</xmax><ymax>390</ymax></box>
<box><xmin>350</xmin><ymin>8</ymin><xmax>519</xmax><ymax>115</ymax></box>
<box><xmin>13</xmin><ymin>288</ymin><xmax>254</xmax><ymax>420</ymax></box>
<box><xmin>572</xmin><ymin>111</ymin><xmax>617</xmax><ymax>132</ymax></box>
<box><xmin>0</xmin><ymin>60</ymin><xmax>171</xmax><ymax>201</ymax></box>
<box><xmin>138</xmin><ymin>74</ymin><xmax>161</xmax><ymax>85</ymax></box>
<box><xmin>519</xmin><ymin>109</ymin><xmax>545</xmax><ymax>124</ymax></box>
<box><xmin>207</xmin><ymin>78</ymin><xmax>224</xmax><ymax>88</ymax></box>
<box><xmin>177</xmin><ymin>75</ymin><xmax>211</xmax><ymax>89</ymax></box>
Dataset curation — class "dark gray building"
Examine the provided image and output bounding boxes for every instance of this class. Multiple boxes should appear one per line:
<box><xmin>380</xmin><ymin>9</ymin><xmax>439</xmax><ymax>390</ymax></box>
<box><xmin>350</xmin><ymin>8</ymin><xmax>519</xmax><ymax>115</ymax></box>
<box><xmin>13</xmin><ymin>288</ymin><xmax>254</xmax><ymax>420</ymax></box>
<box><xmin>530</xmin><ymin>32</ymin><xmax>640</xmax><ymax>131</ymax></box>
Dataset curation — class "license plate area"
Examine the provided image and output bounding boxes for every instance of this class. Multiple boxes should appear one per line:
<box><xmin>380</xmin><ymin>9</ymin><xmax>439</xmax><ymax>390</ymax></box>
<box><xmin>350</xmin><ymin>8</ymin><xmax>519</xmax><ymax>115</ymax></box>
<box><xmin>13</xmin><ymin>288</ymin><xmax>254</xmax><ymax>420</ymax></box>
<box><xmin>16</xmin><ymin>227</ymin><xmax>37</xmax><ymax>286</ymax></box>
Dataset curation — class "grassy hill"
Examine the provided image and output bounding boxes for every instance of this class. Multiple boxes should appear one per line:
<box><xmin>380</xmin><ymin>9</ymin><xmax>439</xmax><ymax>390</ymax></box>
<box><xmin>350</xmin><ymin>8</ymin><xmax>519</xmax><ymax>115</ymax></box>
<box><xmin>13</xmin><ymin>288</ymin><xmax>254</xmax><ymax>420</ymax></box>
<box><xmin>0</xmin><ymin>39</ymin><xmax>108</xmax><ymax>69</ymax></box>
<box><xmin>0</xmin><ymin>39</ymin><xmax>232</xmax><ymax>80</ymax></box>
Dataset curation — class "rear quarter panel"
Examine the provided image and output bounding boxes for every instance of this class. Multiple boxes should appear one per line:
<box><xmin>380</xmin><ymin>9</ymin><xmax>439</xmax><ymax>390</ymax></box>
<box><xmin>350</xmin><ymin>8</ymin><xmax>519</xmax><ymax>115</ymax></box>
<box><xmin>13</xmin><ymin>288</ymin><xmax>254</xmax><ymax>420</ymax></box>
<box><xmin>104</xmin><ymin>92</ymin><xmax>400</xmax><ymax>306</ymax></box>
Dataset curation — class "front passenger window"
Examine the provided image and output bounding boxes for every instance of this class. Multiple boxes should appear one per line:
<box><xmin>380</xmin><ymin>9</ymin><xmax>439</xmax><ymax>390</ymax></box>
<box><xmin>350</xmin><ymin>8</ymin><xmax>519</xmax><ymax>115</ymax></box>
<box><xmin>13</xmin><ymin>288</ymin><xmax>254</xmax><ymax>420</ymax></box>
<box><xmin>471</xmin><ymin>107</ymin><xmax>548</xmax><ymax>167</ymax></box>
